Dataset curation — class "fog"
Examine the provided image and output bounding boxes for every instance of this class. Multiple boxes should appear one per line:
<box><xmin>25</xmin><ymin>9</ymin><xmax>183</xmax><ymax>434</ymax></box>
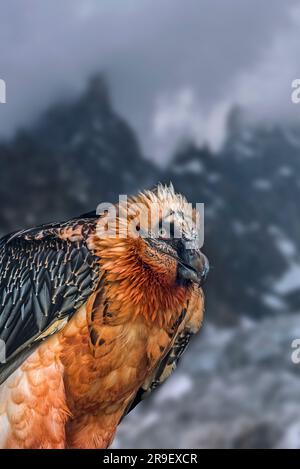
<box><xmin>0</xmin><ymin>0</ymin><xmax>299</xmax><ymax>162</ymax></box>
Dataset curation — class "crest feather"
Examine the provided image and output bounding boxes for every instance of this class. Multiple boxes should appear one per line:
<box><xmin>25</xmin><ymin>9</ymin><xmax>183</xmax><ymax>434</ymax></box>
<box><xmin>136</xmin><ymin>183</ymin><xmax>187</xmax><ymax>208</ymax></box>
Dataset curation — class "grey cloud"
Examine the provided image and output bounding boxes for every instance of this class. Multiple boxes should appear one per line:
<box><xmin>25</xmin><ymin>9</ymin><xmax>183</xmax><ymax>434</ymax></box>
<box><xmin>0</xmin><ymin>0</ymin><xmax>298</xmax><ymax>161</ymax></box>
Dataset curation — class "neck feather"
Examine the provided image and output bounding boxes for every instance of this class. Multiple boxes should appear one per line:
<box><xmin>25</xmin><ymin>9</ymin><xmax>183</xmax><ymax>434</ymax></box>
<box><xmin>91</xmin><ymin>235</ymin><xmax>192</xmax><ymax>328</ymax></box>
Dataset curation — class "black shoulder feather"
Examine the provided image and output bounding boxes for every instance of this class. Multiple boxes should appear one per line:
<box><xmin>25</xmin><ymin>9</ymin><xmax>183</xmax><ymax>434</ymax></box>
<box><xmin>0</xmin><ymin>216</ymin><xmax>100</xmax><ymax>385</ymax></box>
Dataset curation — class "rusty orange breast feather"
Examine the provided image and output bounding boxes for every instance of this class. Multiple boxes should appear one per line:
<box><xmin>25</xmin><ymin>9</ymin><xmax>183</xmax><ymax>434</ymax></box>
<box><xmin>58</xmin><ymin>309</ymin><xmax>182</xmax><ymax>419</ymax></box>
<box><xmin>57</xmin><ymin>233</ymin><xmax>193</xmax><ymax>417</ymax></box>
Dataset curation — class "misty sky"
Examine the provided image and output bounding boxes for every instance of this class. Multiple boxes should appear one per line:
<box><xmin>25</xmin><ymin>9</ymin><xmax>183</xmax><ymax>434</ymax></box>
<box><xmin>0</xmin><ymin>0</ymin><xmax>300</xmax><ymax>163</ymax></box>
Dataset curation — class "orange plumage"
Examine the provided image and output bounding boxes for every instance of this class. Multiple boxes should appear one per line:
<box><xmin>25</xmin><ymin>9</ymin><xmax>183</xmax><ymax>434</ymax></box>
<box><xmin>0</xmin><ymin>184</ymin><xmax>208</xmax><ymax>448</ymax></box>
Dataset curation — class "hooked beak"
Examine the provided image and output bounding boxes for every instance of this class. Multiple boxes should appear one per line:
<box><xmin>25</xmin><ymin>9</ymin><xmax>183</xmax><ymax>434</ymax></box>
<box><xmin>178</xmin><ymin>244</ymin><xmax>209</xmax><ymax>286</ymax></box>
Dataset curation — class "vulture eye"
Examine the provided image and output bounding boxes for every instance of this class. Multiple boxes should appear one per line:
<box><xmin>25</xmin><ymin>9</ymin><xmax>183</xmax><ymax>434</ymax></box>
<box><xmin>158</xmin><ymin>227</ymin><xmax>168</xmax><ymax>238</ymax></box>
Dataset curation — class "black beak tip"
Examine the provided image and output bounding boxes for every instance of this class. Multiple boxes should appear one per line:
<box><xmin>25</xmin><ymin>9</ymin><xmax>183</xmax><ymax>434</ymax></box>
<box><xmin>179</xmin><ymin>249</ymin><xmax>209</xmax><ymax>286</ymax></box>
<box><xmin>198</xmin><ymin>253</ymin><xmax>209</xmax><ymax>286</ymax></box>
<box><xmin>199</xmin><ymin>262</ymin><xmax>209</xmax><ymax>285</ymax></box>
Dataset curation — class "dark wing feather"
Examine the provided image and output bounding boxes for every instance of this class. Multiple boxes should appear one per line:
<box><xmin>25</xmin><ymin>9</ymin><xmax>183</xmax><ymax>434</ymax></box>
<box><xmin>0</xmin><ymin>217</ymin><xmax>100</xmax><ymax>385</ymax></box>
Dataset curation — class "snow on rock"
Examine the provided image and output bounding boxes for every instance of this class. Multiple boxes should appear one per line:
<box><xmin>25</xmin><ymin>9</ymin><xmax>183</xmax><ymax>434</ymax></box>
<box><xmin>274</xmin><ymin>263</ymin><xmax>300</xmax><ymax>295</ymax></box>
<box><xmin>155</xmin><ymin>374</ymin><xmax>193</xmax><ymax>404</ymax></box>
